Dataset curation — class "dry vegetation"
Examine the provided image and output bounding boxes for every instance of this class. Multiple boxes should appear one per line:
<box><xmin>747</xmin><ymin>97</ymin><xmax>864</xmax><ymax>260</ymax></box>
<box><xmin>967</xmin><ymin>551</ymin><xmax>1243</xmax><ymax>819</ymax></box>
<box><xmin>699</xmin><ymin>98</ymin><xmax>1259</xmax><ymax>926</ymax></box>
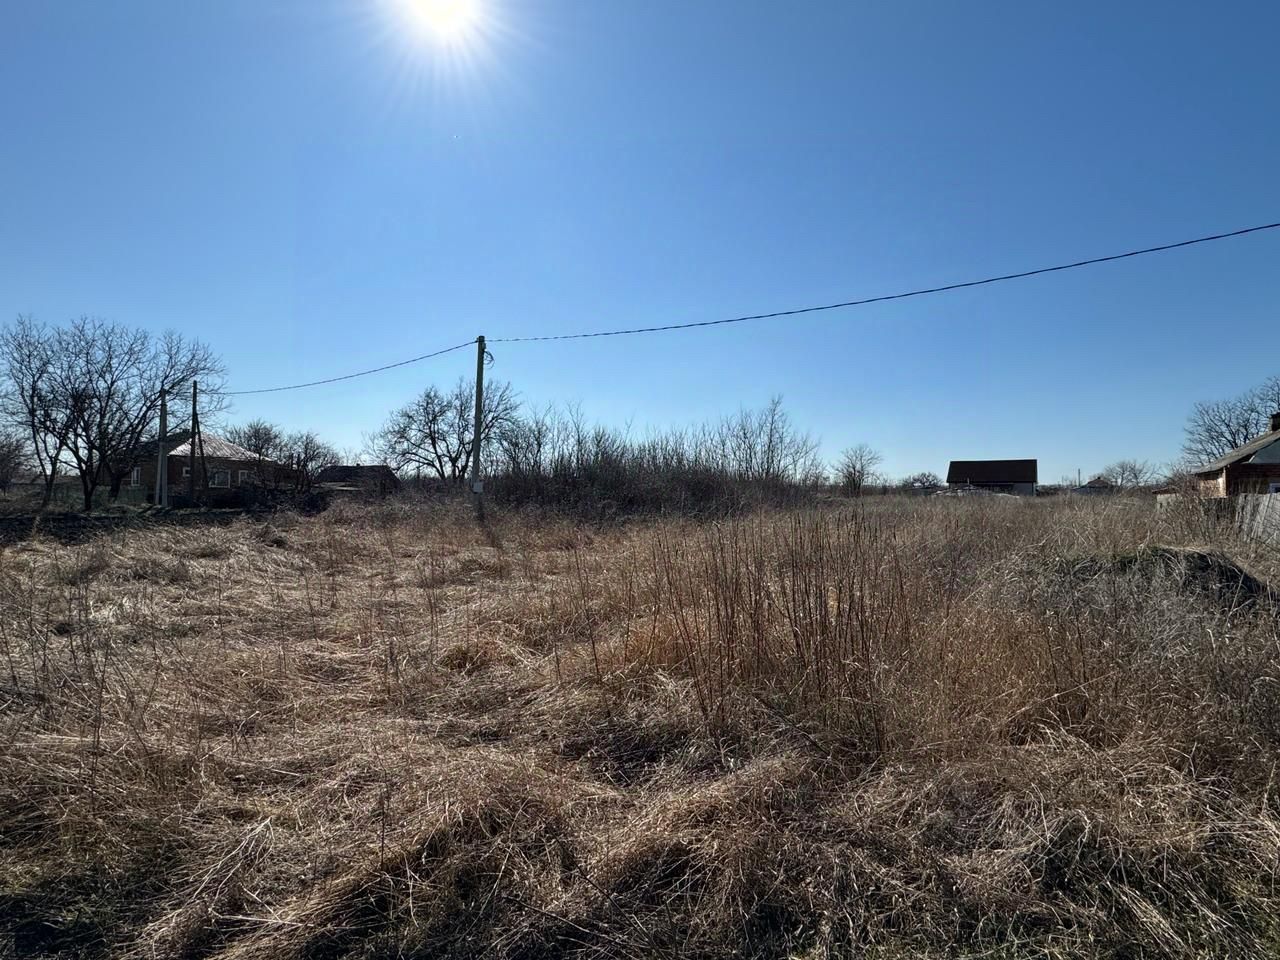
<box><xmin>3</xmin><ymin>496</ymin><xmax>1280</xmax><ymax>958</ymax></box>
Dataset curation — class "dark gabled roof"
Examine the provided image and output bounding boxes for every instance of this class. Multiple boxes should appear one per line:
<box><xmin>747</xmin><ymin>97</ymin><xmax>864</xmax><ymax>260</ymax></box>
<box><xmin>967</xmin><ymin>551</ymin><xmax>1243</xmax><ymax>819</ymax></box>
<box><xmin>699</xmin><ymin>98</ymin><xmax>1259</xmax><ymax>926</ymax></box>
<box><xmin>316</xmin><ymin>464</ymin><xmax>399</xmax><ymax>484</ymax></box>
<box><xmin>947</xmin><ymin>459</ymin><xmax>1038</xmax><ymax>485</ymax></box>
<box><xmin>1082</xmin><ymin>475</ymin><xmax>1114</xmax><ymax>488</ymax></box>
<box><xmin>1195</xmin><ymin>427</ymin><xmax>1280</xmax><ymax>475</ymax></box>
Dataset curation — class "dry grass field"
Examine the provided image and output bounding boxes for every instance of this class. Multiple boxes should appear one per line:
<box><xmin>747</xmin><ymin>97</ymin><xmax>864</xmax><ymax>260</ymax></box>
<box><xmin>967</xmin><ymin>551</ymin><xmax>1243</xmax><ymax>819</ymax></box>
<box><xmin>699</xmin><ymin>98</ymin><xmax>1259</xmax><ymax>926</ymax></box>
<box><xmin>3</xmin><ymin>496</ymin><xmax>1280</xmax><ymax>958</ymax></box>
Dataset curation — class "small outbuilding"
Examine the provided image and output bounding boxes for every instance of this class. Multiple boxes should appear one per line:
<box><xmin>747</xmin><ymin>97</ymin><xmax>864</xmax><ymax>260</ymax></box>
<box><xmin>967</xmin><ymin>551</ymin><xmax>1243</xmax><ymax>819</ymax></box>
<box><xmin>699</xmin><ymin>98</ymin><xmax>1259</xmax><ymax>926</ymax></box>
<box><xmin>946</xmin><ymin>459</ymin><xmax>1038</xmax><ymax>497</ymax></box>
<box><xmin>316</xmin><ymin>464</ymin><xmax>401</xmax><ymax>496</ymax></box>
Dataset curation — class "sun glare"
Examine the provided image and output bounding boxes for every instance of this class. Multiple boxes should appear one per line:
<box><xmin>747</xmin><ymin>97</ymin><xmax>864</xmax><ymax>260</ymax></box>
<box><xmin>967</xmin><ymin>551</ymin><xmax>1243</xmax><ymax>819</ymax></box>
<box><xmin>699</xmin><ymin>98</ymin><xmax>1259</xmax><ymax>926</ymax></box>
<box><xmin>365</xmin><ymin>0</ymin><xmax>509</xmax><ymax>103</ymax></box>
<box><xmin>404</xmin><ymin>0</ymin><xmax>480</xmax><ymax>43</ymax></box>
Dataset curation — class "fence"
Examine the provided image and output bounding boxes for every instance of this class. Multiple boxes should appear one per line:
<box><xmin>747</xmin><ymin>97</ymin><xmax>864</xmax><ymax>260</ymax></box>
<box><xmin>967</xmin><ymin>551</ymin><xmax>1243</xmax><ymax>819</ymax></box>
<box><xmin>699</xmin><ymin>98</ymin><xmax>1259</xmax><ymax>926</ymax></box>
<box><xmin>1235</xmin><ymin>494</ymin><xmax>1280</xmax><ymax>544</ymax></box>
<box><xmin>1158</xmin><ymin>493</ymin><xmax>1280</xmax><ymax>546</ymax></box>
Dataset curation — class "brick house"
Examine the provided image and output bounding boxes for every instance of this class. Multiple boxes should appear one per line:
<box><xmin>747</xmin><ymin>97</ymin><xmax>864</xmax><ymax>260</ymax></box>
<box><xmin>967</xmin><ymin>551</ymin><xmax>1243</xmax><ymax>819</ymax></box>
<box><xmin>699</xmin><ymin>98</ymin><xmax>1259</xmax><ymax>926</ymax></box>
<box><xmin>128</xmin><ymin>432</ymin><xmax>281</xmax><ymax>499</ymax></box>
<box><xmin>1191</xmin><ymin>413</ymin><xmax>1280</xmax><ymax>497</ymax></box>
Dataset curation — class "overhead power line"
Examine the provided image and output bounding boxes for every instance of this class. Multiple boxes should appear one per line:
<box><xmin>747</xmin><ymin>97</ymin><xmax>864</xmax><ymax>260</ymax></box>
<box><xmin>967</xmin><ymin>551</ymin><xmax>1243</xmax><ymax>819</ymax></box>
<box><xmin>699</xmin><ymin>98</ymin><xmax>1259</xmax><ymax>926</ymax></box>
<box><xmin>225</xmin><ymin>340</ymin><xmax>476</xmax><ymax>396</ymax></box>
<box><xmin>226</xmin><ymin>220</ymin><xmax>1279</xmax><ymax>393</ymax></box>
<box><xmin>489</xmin><ymin>221</ymin><xmax>1280</xmax><ymax>342</ymax></box>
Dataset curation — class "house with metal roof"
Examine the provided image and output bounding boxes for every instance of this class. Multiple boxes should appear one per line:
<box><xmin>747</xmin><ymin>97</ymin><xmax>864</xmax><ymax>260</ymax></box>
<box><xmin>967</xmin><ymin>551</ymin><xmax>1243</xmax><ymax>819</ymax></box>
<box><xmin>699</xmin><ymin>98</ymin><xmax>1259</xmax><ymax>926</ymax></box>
<box><xmin>128</xmin><ymin>431</ymin><xmax>280</xmax><ymax>500</ymax></box>
<box><xmin>945</xmin><ymin>459</ymin><xmax>1038</xmax><ymax>497</ymax></box>
<box><xmin>1191</xmin><ymin>413</ymin><xmax>1280</xmax><ymax>497</ymax></box>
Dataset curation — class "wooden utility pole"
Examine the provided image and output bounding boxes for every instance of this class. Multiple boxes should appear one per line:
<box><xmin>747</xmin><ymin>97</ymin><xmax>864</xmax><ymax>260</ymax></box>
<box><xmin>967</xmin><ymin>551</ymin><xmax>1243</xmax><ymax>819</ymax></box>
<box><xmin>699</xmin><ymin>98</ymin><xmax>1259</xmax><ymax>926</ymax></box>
<box><xmin>198</xmin><ymin>427</ymin><xmax>209</xmax><ymax>491</ymax></box>
<box><xmin>471</xmin><ymin>335</ymin><xmax>485</xmax><ymax>519</ymax></box>
<box><xmin>155</xmin><ymin>388</ymin><xmax>168</xmax><ymax>508</ymax></box>
<box><xmin>189</xmin><ymin>380</ymin><xmax>199</xmax><ymax>504</ymax></box>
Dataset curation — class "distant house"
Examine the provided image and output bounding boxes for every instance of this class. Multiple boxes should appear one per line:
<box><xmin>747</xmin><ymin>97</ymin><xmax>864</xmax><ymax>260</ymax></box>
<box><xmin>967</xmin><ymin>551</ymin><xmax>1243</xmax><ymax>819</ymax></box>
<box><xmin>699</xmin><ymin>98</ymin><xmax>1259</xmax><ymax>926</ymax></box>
<box><xmin>131</xmin><ymin>432</ymin><xmax>277</xmax><ymax>498</ymax></box>
<box><xmin>316</xmin><ymin>464</ymin><xmax>400</xmax><ymax>496</ymax></box>
<box><xmin>1074</xmin><ymin>475</ymin><xmax>1115</xmax><ymax>495</ymax></box>
<box><xmin>1190</xmin><ymin>412</ymin><xmax>1280</xmax><ymax>497</ymax></box>
<box><xmin>946</xmin><ymin>459</ymin><xmax>1038</xmax><ymax>497</ymax></box>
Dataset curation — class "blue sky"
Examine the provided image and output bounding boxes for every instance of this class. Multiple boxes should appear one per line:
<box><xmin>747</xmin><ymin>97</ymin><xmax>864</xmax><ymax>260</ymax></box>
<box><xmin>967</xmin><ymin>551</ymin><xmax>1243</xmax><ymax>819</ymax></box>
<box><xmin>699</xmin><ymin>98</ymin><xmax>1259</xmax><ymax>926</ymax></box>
<box><xmin>2</xmin><ymin>1</ymin><xmax>1278</xmax><ymax>482</ymax></box>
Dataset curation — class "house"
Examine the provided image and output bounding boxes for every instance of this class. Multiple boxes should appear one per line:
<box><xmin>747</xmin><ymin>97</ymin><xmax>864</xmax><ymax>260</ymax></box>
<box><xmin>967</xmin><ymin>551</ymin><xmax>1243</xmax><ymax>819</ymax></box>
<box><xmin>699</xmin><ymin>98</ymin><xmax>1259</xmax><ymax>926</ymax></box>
<box><xmin>129</xmin><ymin>432</ymin><xmax>279</xmax><ymax>499</ymax></box>
<box><xmin>1074</xmin><ymin>475</ymin><xmax>1115</xmax><ymax>495</ymax></box>
<box><xmin>946</xmin><ymin>459</ymin><xmax>1038</xmax><ymax>496</ymax></box>
<box><xmin>1190</xmin><ymin>412</ymin><xmax>1280</xmax><ymax>497</ymax></box>
<box><xmin>316</xmin><ymin>464</ymin><xmax>401</xmax><ymax>496</ymax></box>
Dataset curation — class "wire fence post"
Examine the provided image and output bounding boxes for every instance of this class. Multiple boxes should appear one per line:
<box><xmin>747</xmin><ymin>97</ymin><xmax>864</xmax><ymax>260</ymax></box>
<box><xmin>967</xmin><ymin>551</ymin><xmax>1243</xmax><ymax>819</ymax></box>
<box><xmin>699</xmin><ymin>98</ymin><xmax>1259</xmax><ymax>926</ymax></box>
<box><xmin>472</xmin><ymin>335</ymin><xmax>485</xmax><ymax>520</ymax></box>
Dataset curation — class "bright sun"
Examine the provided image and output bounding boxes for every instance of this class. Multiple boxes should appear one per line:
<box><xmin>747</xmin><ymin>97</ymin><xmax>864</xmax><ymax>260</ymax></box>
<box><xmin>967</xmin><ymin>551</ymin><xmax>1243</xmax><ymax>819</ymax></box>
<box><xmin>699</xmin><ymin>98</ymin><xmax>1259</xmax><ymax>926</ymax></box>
<box><xmin>404</xmin><ymin>0</ymin><xmax>480</xmax><ymax>42</ymax></box>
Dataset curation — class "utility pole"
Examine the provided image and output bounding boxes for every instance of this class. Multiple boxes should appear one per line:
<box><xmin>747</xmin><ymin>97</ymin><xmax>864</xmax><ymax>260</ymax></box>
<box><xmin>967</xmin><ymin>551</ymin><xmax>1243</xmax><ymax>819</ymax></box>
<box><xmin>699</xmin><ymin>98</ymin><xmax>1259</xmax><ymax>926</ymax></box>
<box><xmin>198</xmin><ymin>426</ymin><xmax>209</xmax><ymax>491</ymax></box>
<box><xmin>189</xmin><ymin>380</ymin><xmax>199</xmax><ymax>505</ymax></box>
<box><xmin>155</xmin><ymin>388</ymin><xmax>168</xmax><ymax>508</ymax></box>
<box><xmin>471</xmin><ymin>335</ymin><xmax>485</xmax><ymax>520</ymax></box>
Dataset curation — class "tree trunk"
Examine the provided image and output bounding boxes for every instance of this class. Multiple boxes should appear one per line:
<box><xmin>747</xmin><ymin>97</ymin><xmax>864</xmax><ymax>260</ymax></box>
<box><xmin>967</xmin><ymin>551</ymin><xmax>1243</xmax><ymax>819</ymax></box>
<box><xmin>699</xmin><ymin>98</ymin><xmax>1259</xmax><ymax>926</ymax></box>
<box><xmin>79</xmin><ymin>458</ymin><xmax>98</xmax><ymax>511</ymax></box>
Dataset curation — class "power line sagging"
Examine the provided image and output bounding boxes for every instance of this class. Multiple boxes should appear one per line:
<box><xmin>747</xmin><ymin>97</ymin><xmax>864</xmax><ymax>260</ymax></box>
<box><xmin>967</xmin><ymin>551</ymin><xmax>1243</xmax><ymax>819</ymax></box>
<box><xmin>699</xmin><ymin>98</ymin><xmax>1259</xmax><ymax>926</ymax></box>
<box><xmin>225</xmin><ymin>341</ymin><xmax>477</xmax><ymax>396</ymax></box>
<box><xmin>225</xmin><ymin>220</ymin><xmax>1280</xmax><ymax>394</ymax></box>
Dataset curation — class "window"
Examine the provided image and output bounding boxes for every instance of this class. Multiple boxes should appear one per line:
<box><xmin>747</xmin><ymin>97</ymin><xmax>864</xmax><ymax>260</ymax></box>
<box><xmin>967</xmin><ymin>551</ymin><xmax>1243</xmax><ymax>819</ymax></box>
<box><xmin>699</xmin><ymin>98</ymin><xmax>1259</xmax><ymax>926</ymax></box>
<box><xmin>210</xmin><ymin>469</ymin><xmax>230</xmax><ymax>488</ymax></box>
<box><xmin>182</xmin><ymin>466</ymin><xmax>191</xmax><ymax>479</ymax></box>
<box><xmin>239</xmin><ymin>469</ymin><xmax>254</xmax><ymax>486</ymax></box>
<box><xmin>129</xmin><ymin>466</ymin><xmax>141</xmax><ymax>487</ymax></box>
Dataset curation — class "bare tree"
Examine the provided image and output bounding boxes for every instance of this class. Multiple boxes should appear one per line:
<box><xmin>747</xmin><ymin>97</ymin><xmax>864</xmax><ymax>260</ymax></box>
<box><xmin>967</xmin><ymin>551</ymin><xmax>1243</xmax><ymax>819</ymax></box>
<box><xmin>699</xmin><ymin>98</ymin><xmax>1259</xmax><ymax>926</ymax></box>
<box><xmin>223</xmin><ymin>420</ymin><xmax>336</xmax><ymax>492</ymax></box>
<box><xmin>0</xmin><ymin>316</ymin><xmax>74</xmax><ymax>506</ymax></box>
<box><xmin>705</xmin><ymin>396</ymin><xmax>821</xmax><ymax>486</ymax></box>
<box><xmin>281</xmin><ymin>431</ymin><xmax>339</xmax><ymax>491</ymax></box>
<box><xmin>226</xmin><ymin>419</ymin><xmax>286</xmax><ymax>483</ymax></box>
<box><xmin>491</xmin><ymin>402</ymin><xmax>556</xmax><ymax>478</ymax></box>
<box><xmin>1183</xmin><ymin>375</ymin><xmax>1280</xmax><ymax>464</ymax></box>
<box><xmin>370</xmin><ymin>377</ymin><xmax>518</xmax><ymax>482</ymax></box>
<box><xmin>2</xmin><ymin>317</ymin><xmax>225</xmax><ymax>509</ymax></box>
<box><xmin>834</xmin><ymin>443</ymin><xmax>883</xmax><ymax>497</ymax></box>
<box><xmin>44</xmin><ymin>319</ymin><xmax>225</xmax><ymax>509</ymax></box>
<box><xmin>1099</xmin><ymin>459</ymin><xmax>1159</xmax><ymax>490</ymax></box>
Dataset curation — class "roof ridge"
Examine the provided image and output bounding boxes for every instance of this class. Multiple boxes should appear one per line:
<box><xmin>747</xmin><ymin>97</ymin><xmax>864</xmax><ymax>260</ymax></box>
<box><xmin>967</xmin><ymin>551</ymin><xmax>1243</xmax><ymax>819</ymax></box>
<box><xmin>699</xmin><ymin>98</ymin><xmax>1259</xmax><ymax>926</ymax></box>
<box><xmin>1196</xmin><ymin>426</ymin><xmax>1280</xmax><ymax>473</ymax></box>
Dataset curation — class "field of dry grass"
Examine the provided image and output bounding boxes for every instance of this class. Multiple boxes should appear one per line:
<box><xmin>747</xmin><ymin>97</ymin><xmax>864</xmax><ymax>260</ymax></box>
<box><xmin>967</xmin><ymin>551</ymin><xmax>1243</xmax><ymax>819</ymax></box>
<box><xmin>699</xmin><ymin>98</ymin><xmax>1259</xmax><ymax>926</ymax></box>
<box><xmin>3</xmin><ymin>495</ymin><xmax>1280</xmax><ymax>959</ymax></box>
